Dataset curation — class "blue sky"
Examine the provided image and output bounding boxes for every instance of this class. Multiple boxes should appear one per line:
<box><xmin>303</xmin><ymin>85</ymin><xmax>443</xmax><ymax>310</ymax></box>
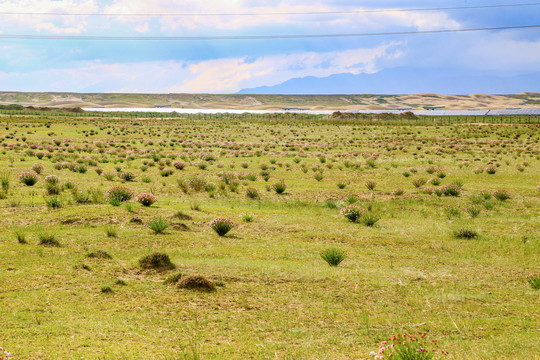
<box><xmin>0</xmin><ymin>0</ymin><xmax>539</xmax><ymax>94</ymax></box>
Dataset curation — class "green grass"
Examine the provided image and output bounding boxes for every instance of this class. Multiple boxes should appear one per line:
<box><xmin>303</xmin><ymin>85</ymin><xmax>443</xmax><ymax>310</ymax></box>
<box><xmin>0</xmin><ymin>112</ymin><xmax>538</xmax><ymax>359</ymax></box>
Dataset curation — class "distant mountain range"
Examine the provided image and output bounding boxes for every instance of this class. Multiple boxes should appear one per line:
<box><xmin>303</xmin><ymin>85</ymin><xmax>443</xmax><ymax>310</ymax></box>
<box><xmin>238</xmin><ymin>68</ymin><xmax>540</xmax><ymax>95</ymax></box>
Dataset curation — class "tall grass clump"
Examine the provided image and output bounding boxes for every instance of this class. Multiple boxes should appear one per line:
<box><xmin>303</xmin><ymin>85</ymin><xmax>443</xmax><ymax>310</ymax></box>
<box><xmin>37</xmin><ymin>230</ymin><xmax>60</xmax><ymax>246</ymax></box>
<box><xmin>0</xmin><ymin>173</ymin><xmax>9</xmax><ymax>192</ymax></box>
<box><xmin>15</xmin><ymin>229</ymin><xmax>26</xmax><ymax>244</ymax></box>
<box><xmin>453</xmin><ymin>227</ymin><xmax>479</xmax><ymax>239</ymax></box>
<box><xmin>527</xmin><ymin>275</ymin><xmax>540</xmax><ymax>290</ymax></box>
<box><xmin>320</xmin><ymin>248</ymin><xmax>346</xmax><ymax>266</ymax></box>
<box><xmin>147</xmin><ymin>217</ymin><xmax>169</xmax><ymax>234</ymax></box>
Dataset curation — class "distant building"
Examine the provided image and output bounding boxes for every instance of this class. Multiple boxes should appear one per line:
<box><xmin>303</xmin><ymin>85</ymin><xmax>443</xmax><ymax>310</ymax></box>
<box><xmin>423</xmin><ymin>106</ymin><xmax>445</xmax><ymax>110</ymax></box>
<box><xmin>282</xmin><ymin>107</ymin><xmax>309</xmax><ymax>111</ymax></box>
<box><xmin>155</xmin><ymin>104</ymin><xmax>171</xmax><ymax>108</ymax></box>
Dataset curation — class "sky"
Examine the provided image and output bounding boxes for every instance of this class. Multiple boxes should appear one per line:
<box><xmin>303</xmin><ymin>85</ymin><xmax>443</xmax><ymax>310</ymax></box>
<box><xmin>0</xmin><ymin>0</ymin><xmax>539</xmax><ymax>94</ymax></box>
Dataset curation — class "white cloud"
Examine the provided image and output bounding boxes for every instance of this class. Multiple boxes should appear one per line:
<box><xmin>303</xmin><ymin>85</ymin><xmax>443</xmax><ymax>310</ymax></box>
<box><xmin>0</xmin><ymin>43</ymin><xmax>404</xmax><ymax>93</ymax></box>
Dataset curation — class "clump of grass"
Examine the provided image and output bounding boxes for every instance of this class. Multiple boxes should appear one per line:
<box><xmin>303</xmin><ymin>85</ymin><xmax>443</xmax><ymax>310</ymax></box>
<box><xmin>139</xmin><ymin>252</ymin><xmax>175</xmax><ymax>271</ymax></box>
<box><xmin>1</xmin><ymin>173</ymin><xmax>10</xmax><ymax>192</ymax></box>
<box><xmin>360</xmin><ymin>213</ymin><xmax>380</xmax><ymax>227</ymax></box>
<box><xmin>15</xmin><ymin>229</ymin><xmax>26</xmax><ymax>244</ymax></box>
<box><xmin>245</xmin><ymin>187</ymin><xmax>259</xmax><ymax>199</ymax></box>
<box><xmin>271</xmin><ymin>182</ymin><xmax>287</xmax><ymax>194</ymax></box>
<box><xmin>337</xmin><ymin>182</ymin><xmax>347</xmax><ymax>189</ymax></box>
<box><xmin>37</xmin><ymin>230</ymin><xmax>60</xmax><ymax>246</ymax></box>
<box><xmin>104</xmin><ymin>225</ymin><xmax>118</xmax><ymax>238</ymax></box>
<box><xmin>526</xmin><ymin>275</ymin><xmax>540</xmax><ymax>290</ymax></box>
<box><xmin>101</xmin><ymin>285</ymin><xmax>113</xmax><ymax>294</ymax></box>
<box><xmin>85</xmin><ymin>250</ymin><xmax>112</xmax><ymax>259</ymax></box>
<box><xmin>174</xmin><ymin>210</ymin><xmax>192</xmax><ymax>220</ymax></box>
<box><xmin>45</xmin><ymin>196</ymin><xmax>62</xmax><ymax>209</ymax></box>
<box><xmin>240</xmin><ymin>213</ymin><xmax>255</xmax><ymax>222</ymax></box>
<box><xmin>147</xmin><ymin>217</ymin><xmax>169</xmax><ymax>234</ymax></box>
<box><xmin>320</xmin><ymin>248</ymin><xmax>346</xmax><ymax>266</ymax></box>
<box><xmin>492</xmin><ymin>189</ymin><xmax>511</xmax><ymax>201</ymax></box>
<box><xmin>453</xmin><ymin>227</ymin><xmax>479</xmax><ymax>239</ymax></box>
<box><xmin>177</xmin><ymin>275</ymin><xmax>216</xmax><ymax>292</ymax></box>
<box><xmin>365</xmin><ymin>180</ymin><xmax>377</xmax><ymax>191</ymax></box>
<box><xmin>323</xmin><ymin>199</ymin><xmax>338</xmax><ymax>209</ymax></box>
<box><xmin>466</xmin><ymin>207</ymin><xmax>481</xmax><ymax>218</ymax></box>
<box><xmin>114</xmin><ymin>279</ymin><xmax>127</xmax><ymax>286</ymax></box>
<box><xmin>163</xmin><ymin>272</ymin><xmax>184</xmax><ymax>285</ymax></box>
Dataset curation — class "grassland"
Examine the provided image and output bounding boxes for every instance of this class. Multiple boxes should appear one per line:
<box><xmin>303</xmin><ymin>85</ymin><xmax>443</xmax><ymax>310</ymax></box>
<box><xmin>0</xmin><ymin>111</ymin><xmax>538</xmax><ymax>359</ymax></box>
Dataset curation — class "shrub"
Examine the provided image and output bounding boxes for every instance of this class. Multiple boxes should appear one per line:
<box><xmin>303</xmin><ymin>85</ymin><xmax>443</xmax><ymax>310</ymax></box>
<box><xmin>428</xmin><ymin>177</ymin><xmax>441</xmax><ymax>186</ymax></box>
<box><xmin>177</xmin><ymin>275</ymin><xmax>216</xmax><ymax>292</ymax></box>
<box><xmin>391</xmin><ymin>188</ymin><xmax>405</xmax><ymax>196</ymax></box>
<box><xmin>160</xmin><ymin>168</ymin><xmax>174</xmax><ymax>177</ymax></box>
<box><xmin>412</xmin><ymin>178</ymin><xmax>426</xmax><ymax>188</ymax></box>
<box><xmin>245</xmin><ymin>187</ymin><xmax>260</xmax><ymax>199</ymax></box>
<box><xmin>136</xmin><ymin>193</ymin><xmax>157</xmax><ymax>206</ymax></box>
<box><xmin>340</xmin><ymin>204</ymin><xmax>367</xmax><ymax>222</ymax></box>
<box><xmin>44</xmin><ymin>174</ymin><xmax>59</xmax><ymax>185</ymax></box>
<box><xmin>189</xmin><ymin>177</ymin><xmax>207</xmax><ymax>191</ymax></box>
<box><xmin>139</xmin><ymin>252</ymin><xmax>175</xmax><ymax>270</ymax></box>
<box><xmin>485</xmin><ymin>166</ymin><xmax>497</xmax><ymax>174</ymax></box>
<box><xmin>453</xmin><ymin>227</ymin><xmax>479</xmax><ymax>239</ymax></box>
<box><xmin>103</xmin><ymin>172</ymin><xmax>116</xmax><ymax>181</ymax></box>
<box><xmin>320</xmin><ymin>248</ymin><xmax>346</xmax><ymax>266</ymax></box>
<box><xmin>492</xmin><ymin>189</ymin><xmax>510</xmax><ymax>201</ymax></box>
<box><xmin>106</xmin><ymin>186</ymin><xmax>134</xmax><ymax>203</ymax></box>
<box><xmin>119</xmin><ymin>171</ymin><xmax>135</xmax><ymax>181</ymax></box>
<box><xmin>271</xmin><ymin>182</ymin><xmax>287</xmax><ymax>194</ymax></box>
<box><xmin>173</xmin><ymin>161</ymin><xmax>185</xmax><ymax>170</ymax></box>
<box><xmin>18</xmin><ymin>171</ymin><xmax>39</xmax><ymax>186</ymax></box>
<box><xmin>370</xmin><ymin>331</ymin><xmax>448</xmax><ymax>359</ymax></box>
<box><xmin>314</xmin><ymin>173</ymin><xmax>323</xmax><ymax>181</ymax></box>
<box><xmin>147</xmin><ymin>217</ymin><xmax>169</xmax><ymax>234</ymax></box>
<box><xmin>209</xmin><ymin>218</ymin><xmax>234</xmax><ymax>236</ymax></box>
<box><xmin>31</xmin><ymin>163</ymin><xmax>44</xmax><ymax>174</ymax></box>
<box><xmin>440</xmin><ymin>184</ymin><xmax>461</xmax><ymax>197</ymax></box>
<box><xmin>360</xmin><ymin>213</ymin><xmax>380</xmax><ymax>227</ymax></box>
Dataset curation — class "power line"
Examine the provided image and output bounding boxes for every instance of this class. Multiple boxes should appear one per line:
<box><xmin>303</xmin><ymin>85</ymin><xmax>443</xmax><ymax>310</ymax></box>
<box><xmin>1</xmin><ymin>3</ymin><xmax>540</xmax><ymax>17</ymax></box>
<box><xmin>0</xmin><ymin>25</ymin><xmax>538</xmax><ymax>41</ymax></box>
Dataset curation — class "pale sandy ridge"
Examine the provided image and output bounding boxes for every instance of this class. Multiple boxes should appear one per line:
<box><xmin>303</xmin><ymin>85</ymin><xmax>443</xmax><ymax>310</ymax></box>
<box><xmin>0</xmin><ymin>92</ymin><xmax>538</xmax><ymax>110</ymax></box>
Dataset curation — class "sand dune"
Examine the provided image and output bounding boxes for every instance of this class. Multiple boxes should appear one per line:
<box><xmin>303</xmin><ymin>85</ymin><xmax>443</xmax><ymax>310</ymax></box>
<box><xmin>0</xmin><ymin>92</ymin><xmax>538</xmax><ymax>110</ymax></box>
